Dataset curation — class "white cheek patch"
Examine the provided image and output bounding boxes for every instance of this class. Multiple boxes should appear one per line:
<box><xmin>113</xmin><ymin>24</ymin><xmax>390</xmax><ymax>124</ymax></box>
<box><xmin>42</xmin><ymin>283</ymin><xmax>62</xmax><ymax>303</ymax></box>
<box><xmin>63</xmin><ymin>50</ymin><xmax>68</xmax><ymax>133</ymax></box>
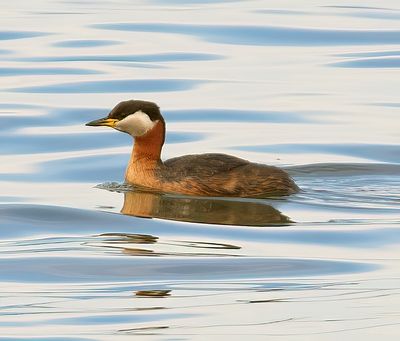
<box><xmin>115</xmin><ymin>110</ymin><xmax>156</xmax><ymax>137</ymax></box>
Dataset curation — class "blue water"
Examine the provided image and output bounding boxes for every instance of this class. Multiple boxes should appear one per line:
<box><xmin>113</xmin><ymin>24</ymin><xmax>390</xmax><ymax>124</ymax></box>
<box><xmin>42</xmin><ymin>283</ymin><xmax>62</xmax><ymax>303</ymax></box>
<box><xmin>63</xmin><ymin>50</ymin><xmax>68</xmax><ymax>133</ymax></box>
<box><xmin>0</xmin><ymin>1</ymin><xmax>399</xmax><ymax>339</ymax></box>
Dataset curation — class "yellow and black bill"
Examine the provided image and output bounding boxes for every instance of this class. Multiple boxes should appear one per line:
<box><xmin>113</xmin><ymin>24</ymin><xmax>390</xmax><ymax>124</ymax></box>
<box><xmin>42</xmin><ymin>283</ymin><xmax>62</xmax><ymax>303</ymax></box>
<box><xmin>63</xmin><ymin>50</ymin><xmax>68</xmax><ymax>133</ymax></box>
<box><xmin>85</xmin><ymin>117</ymin><xmax>119</xmax><ymax>127</ymax></box>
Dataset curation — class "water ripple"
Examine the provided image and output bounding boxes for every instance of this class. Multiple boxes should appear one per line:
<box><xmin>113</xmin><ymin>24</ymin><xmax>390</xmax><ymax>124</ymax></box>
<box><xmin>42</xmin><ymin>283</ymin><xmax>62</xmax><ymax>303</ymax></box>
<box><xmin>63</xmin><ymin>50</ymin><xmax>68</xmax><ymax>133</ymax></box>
<box><xmin>164</xmin><ymin>109</ymin><xmax>318</xmax><ymax>123</ymax></box>
<box><xmin>0</xmin><ymin>137</ymin><xmax>205</xmax><ymax>183</ymax></box>
<box><xmin>342</xmin><ymin>11</ymin><xmax>400</xmax><ymax>21</ymax></box>
<box><xmin>0</xmin><ymin>256</ymin><xmax>373</xmax><ymax>283</ymax></box>
<box><xmin>93</xmin><ymin>22</ymin><xmax>400</xmax><ymax>46</ymax></box>
<box><xmin>287</xmin><ymin>163</ymin><xmax>400</xmax><ymax>177</ymax></box>
<box><xmin>8</xmin><ymin>79</ymin><xmax>205</xmax><ymax>93</ymax></box>
<box><xmin>15</xmin><ymin>52</ymin><xmax>223</xmax><ymax>63</ymax></box>
<box><xmin>336</xmin><ymin>50</ymin><xmax>400</xmax><ymax>58</ymax></box>
<box><xmin>0</xmin><ymin>30</ymin><xmax>47</xmax><ymax>40</ymax></box>
<box><xmin>322</xmin><ymin>6</ymin><xmax>397</xmax><ymax>11</ymax></box>
<box><xmin>0</xmin><ymin>204</ymin><xmax>399</xmax><ymax>248</ymax></box>
<box><xmin>286</xmin><ymin>164</ymin><xmax>400</xmax><ymax>211</ymax></box>
<box><xmin>152</xmin><ymin>0</ymin><xmax>239</xmax><ymax>4</ymax></box>
<box><xmin>52</xmin><ymin>39</ymin><xmax>121</xmax><ymax>48</ymax></box>
<box><xmin>234</xmin><ymin>143</ymin><xmax>400</xmax><ymax>163</ymax></box>
<box><xmin>330</xmin><ymin>57</ymin><xmax>400</xmax><ymax>68</ymax></box>
<box><xmin>0</xmin><ymin>336</ymin><xmax>95</xmax><ymax>341</ymax></box>
<box><xmin>0</xmin><ymin>132</ymin><xmax>128</xmax><ymax>154</ymax></box>
<box><xmin>0</xmin><ymin>67</ymin><xmax>101</xmax><ymax>76</ymax></box>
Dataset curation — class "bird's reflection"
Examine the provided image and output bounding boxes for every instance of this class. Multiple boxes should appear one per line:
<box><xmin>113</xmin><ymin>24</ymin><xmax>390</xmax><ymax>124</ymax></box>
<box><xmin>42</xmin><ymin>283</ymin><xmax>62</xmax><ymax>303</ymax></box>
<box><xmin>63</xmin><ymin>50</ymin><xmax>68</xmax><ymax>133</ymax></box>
<box><xmin>97</xmin><ymin>231</ymin><xmax>241</xmax><ymax>256</ymax></box>
<box><xmin>120</xmin><ymin>190</ymin><xmax>292</xmax><ymax>226</ymax></box>
<box><xmin>93</xmin><ymin>189</ymin><xmax>291</xmax><ymax>257</ymax></box>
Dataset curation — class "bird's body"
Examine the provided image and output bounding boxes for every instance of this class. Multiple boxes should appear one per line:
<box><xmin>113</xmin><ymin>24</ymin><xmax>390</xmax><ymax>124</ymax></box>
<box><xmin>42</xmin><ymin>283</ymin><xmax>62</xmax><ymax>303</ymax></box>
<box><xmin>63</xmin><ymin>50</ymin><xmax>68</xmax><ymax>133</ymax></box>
<box><xmin>86</xmin><ymin>100</ymin><xmax>299</xmax><ymax>198</ymax></box>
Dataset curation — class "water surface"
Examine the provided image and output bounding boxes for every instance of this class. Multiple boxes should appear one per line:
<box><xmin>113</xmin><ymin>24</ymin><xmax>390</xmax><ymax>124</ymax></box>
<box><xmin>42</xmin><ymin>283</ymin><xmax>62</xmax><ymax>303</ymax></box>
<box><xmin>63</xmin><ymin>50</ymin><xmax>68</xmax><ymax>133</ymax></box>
<box><xmin>0</xmin><ymin>0</ymin><xmax>399</xmax><ymax>340</ymax></box>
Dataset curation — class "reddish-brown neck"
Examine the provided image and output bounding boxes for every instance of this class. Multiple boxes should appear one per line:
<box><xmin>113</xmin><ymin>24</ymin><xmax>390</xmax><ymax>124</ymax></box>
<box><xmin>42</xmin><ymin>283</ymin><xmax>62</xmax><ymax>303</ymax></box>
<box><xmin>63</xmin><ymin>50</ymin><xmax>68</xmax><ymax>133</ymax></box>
<box><xmin>131</xmin><ymin>120</ymin><xmax>165</xmax><ymax>163</ymax></box>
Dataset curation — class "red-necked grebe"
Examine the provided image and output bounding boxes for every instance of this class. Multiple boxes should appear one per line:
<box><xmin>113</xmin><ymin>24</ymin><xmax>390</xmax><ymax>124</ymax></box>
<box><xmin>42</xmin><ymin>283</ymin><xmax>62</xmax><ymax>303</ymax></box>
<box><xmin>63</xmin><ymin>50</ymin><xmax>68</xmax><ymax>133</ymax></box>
<box><xmin>86</xmin><ymin>100</ymin><xmax>299</xmax><ymax>197</ymax></box>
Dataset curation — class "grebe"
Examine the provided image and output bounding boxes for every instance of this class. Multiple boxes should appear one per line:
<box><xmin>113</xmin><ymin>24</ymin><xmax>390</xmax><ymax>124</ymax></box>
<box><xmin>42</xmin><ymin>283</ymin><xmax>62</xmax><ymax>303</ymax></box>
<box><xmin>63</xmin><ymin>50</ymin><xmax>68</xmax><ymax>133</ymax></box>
<box><xmin>86</xmin><ymin>100</ymin><xmax>299</xmax><ymax>197</ymax></box>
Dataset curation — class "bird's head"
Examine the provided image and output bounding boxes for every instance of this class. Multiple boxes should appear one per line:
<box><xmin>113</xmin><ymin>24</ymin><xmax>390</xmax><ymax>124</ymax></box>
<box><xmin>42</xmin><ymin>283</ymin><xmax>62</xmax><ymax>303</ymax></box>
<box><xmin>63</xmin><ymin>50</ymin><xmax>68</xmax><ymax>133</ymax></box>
<box><xmin>86</xmin><ymin>100</ymin><xmax>164</xmax><ymax>138</ymax></box>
